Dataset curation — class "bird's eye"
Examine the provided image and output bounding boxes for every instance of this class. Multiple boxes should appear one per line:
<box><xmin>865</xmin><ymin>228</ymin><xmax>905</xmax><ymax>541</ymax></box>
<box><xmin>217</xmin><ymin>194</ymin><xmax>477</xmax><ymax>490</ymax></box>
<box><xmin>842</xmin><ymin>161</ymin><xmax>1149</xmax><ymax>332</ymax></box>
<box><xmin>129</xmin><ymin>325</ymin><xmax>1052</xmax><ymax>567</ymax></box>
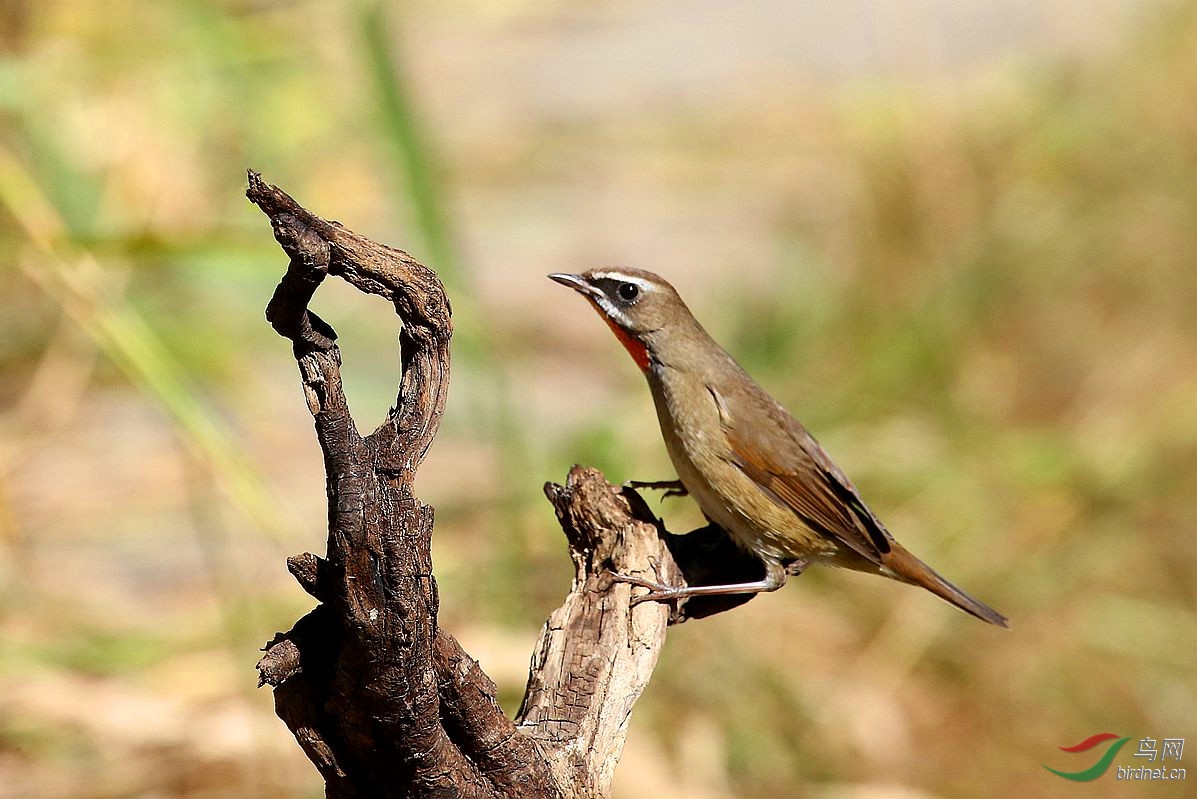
<box><xmin>616</xmin><ymin>282</ymin><xmax>640</xmax><ymax>302</ymax></box>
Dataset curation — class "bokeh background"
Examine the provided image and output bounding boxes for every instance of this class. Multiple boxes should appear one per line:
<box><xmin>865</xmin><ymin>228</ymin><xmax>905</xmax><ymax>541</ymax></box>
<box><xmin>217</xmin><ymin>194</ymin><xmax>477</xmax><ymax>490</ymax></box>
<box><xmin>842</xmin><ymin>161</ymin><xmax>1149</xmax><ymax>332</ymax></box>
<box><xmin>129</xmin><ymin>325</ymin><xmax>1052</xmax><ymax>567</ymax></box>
<box><xmin>3</xmin><ymin>0</ymin><xmax>1196</xmax><ymax>796</ymax></box>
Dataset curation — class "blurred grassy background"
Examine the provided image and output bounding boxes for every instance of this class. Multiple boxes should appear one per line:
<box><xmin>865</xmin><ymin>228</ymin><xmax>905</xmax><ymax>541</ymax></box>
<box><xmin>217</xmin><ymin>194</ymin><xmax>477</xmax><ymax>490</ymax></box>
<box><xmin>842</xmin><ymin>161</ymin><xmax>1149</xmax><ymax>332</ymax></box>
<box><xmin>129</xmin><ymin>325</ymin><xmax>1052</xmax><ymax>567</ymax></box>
<box><xmin>2</xmin><ymin>0</ymin><xmax>1196</xmax><ymax>797</ymax></box>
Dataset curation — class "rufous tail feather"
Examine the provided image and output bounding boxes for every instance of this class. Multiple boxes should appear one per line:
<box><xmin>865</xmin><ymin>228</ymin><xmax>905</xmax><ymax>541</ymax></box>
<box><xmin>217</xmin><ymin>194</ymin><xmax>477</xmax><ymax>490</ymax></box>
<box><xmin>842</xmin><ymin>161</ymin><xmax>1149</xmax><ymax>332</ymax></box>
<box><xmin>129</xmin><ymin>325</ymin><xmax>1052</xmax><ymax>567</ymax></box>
<box><xmin>882</xmin><ymin>542</ymin><xmax>1010</xmax><ymax>629</ymax></box>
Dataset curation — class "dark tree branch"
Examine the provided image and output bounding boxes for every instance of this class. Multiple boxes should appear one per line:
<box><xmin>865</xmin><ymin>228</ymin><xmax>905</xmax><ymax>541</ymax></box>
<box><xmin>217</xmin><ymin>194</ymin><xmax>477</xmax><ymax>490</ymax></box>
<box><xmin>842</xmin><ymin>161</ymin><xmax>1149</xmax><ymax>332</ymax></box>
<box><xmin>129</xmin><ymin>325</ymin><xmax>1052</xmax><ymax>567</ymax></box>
<box><xmin>247</xmin><ymin>172</ymin><xmax>770</xmax><ymax>799</ymax></box>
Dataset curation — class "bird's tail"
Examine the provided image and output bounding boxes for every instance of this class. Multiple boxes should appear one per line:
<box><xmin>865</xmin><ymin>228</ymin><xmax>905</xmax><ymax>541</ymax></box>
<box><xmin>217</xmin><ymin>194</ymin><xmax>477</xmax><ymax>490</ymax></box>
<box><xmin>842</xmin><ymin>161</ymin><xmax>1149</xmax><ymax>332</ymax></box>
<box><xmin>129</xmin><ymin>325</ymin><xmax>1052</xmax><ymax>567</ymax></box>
<box><xmin>881</xmin><ymin>542</ymin><xmax>1010</xmax><ymax>629</ymax></box>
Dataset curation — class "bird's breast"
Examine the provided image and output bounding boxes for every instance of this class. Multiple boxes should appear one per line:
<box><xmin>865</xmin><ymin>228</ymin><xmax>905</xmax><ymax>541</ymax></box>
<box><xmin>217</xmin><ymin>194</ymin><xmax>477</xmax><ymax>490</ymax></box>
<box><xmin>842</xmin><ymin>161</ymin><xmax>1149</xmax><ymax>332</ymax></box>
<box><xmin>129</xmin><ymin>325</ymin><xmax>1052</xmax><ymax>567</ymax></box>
<box><xmin>646</xmin><ymin>366</ymin><xmax>827</xmax><ymax>560</ymax></box>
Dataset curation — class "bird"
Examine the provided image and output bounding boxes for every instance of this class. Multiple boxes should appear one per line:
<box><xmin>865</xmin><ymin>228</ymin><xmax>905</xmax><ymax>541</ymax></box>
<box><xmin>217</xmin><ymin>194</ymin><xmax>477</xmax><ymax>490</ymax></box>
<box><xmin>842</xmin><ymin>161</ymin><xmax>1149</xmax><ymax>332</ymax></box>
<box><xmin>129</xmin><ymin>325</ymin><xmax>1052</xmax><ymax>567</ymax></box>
<box><xmin>549</xmin><ymin>268</ymin><xmax>1009</xmax><ymax>628</ymax></box>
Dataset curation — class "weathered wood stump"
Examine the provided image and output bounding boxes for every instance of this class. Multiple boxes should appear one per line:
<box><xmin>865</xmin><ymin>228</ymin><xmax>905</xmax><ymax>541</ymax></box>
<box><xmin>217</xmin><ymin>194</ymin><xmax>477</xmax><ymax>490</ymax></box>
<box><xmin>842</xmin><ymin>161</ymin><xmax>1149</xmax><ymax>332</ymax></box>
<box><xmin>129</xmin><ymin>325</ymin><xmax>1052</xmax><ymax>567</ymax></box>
<box><xmin>247</xmin><ymin>172</ymin><xmax>764</xmax><ymax>798</ymax></box>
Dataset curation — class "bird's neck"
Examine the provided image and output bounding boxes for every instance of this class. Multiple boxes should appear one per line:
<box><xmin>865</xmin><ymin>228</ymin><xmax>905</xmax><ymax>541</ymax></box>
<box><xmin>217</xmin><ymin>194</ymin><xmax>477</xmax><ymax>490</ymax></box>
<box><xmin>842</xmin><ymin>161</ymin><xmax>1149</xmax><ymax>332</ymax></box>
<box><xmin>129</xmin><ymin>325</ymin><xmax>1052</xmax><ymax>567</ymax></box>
<box><xmin>643</xmin><ymin>316</ymin><xmax>733</xmax><ymax>378</ymax></box>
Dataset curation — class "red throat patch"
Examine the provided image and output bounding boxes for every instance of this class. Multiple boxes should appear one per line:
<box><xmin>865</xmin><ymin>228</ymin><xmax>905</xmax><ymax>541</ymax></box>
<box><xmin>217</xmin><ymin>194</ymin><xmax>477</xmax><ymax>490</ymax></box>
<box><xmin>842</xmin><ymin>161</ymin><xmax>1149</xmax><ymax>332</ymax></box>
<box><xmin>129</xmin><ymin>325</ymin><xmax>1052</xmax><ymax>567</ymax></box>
<box><xmin>587</xmin><ymin>299</ymin><xmax>650</xmax><ymax>372</ymax></box>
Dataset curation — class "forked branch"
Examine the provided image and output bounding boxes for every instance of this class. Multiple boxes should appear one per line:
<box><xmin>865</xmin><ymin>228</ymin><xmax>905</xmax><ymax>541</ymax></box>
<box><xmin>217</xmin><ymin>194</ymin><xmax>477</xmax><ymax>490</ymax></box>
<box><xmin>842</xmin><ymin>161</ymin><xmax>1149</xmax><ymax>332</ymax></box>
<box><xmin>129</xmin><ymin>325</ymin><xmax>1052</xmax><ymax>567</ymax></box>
<box><xmin>247</xmin><ymin>172</ymin><xmax>761</xmax><ymax>799</ymax></box>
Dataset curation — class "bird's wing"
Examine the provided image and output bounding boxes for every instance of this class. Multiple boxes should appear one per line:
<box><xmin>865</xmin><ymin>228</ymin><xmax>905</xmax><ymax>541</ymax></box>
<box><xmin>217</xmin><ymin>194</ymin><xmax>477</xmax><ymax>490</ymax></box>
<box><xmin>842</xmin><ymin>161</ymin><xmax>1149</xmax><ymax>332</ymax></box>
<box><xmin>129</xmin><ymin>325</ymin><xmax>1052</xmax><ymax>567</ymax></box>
<box><xmin>710</xmin><ymin>383</ymin><xmax>891</xmax><ymax>565</ymax></box>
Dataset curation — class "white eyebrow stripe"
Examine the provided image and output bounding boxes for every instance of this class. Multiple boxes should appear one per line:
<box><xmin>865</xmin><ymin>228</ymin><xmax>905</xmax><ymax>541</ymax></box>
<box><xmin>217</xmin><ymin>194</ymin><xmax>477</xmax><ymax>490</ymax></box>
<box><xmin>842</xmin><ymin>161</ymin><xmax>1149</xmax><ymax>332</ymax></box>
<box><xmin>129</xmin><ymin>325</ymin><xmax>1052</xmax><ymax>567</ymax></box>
<box><xmin>590</xmin><ymin>271</ymin><xmax>654</xmax><ymax>291</ymax></box>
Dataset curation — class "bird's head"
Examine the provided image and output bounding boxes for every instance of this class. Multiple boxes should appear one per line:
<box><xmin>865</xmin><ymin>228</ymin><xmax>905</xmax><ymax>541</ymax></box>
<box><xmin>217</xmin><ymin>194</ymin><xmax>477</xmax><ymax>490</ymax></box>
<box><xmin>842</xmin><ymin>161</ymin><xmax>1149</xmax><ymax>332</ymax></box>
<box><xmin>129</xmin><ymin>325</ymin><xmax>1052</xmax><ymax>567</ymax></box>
<box><xmin>549</xmin><ymin>268</ymin><xmax>692</xmax><ymax>371</ymax></box>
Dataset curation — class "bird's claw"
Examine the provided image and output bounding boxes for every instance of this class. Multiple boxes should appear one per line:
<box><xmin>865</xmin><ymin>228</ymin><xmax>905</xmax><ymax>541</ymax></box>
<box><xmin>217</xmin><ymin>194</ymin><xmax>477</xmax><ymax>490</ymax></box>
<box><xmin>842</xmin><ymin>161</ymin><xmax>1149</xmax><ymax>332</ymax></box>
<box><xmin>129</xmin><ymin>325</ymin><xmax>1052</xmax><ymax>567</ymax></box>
<box><xmin>606</xmin><ymin>570</ymin><xmax>684</xmax><ymax>605</ymax></box>
<box><xmin>629</xmin><ymin>590</ymin><xmax>678</xmax><ymax>606</ymax></box>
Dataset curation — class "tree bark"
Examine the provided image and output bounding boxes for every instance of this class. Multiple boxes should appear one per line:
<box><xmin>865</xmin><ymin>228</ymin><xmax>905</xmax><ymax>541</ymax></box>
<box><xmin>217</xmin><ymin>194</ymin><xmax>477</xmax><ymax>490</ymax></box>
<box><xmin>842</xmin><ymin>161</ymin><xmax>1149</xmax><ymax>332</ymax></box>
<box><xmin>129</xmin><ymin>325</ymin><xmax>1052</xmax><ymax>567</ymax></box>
<box><xmin>247</xmin><ymin>172</ymin><xmax>766</xmax><ymax>799</ymax></box>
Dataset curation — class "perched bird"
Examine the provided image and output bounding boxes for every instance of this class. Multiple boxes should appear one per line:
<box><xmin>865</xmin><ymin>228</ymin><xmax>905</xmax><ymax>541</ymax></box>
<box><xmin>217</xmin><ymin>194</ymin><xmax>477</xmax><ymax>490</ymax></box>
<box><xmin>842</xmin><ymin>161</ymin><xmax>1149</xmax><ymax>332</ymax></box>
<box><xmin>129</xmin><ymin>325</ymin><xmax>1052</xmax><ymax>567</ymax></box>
<box><xmin>550</xmin><ymin>268</ymin><xmax>1009</xmax><ymax>628</ymax></box>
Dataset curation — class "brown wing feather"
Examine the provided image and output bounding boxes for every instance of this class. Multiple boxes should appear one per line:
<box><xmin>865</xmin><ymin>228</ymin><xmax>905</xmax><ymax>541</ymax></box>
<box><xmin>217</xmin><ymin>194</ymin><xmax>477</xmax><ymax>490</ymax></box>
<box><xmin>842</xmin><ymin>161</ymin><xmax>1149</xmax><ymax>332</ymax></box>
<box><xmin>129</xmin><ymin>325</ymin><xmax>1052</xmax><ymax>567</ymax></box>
<box><xmin>712</xmin><ymin>384</ymin><xmax>891</xmax><ymax>565</ymax></box>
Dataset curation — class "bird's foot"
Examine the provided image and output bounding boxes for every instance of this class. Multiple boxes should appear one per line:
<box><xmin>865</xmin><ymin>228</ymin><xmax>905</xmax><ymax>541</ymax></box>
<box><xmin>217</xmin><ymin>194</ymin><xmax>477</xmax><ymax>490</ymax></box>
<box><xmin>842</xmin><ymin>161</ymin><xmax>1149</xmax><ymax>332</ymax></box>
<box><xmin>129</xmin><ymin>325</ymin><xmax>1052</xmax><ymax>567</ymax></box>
<box><xmin>624</xmin><ymin>479</ymin><xmax>688</xmax><ymax>499</ymax></box>
<box><xmin>606</xmin><ymin>570</ymin><xmax>687</xmax><ymax>606</ymax></box>
<box><xmin>607</xmin><ymin>559</ymin><xmax>789</xmax><ymax>606</ymax></box>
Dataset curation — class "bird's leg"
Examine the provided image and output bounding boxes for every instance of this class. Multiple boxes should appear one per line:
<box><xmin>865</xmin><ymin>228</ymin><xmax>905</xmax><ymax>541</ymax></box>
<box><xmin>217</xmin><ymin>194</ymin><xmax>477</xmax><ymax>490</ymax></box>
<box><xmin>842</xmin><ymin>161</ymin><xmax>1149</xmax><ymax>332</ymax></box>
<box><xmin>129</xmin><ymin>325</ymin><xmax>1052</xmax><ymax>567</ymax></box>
<box><xmin>624</xmin><ymin>479</ymin><xmax>688</xmax><ymax>499</ymax></box>
<box><xmin>610</xmin><ymin>558</ymin><xmax>788</xmax><ymax>606</ymax></box>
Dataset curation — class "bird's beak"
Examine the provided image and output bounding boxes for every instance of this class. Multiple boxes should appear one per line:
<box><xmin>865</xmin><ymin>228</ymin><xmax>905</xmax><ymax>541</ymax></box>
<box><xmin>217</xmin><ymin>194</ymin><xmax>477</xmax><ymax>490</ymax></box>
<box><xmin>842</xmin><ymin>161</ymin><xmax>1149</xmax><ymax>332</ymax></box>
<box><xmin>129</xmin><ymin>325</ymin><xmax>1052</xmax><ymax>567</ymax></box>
<box><xmin>548</xmin><ymin>272</ymin><xmax>602</xmax><ymax>300</ymax></box>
